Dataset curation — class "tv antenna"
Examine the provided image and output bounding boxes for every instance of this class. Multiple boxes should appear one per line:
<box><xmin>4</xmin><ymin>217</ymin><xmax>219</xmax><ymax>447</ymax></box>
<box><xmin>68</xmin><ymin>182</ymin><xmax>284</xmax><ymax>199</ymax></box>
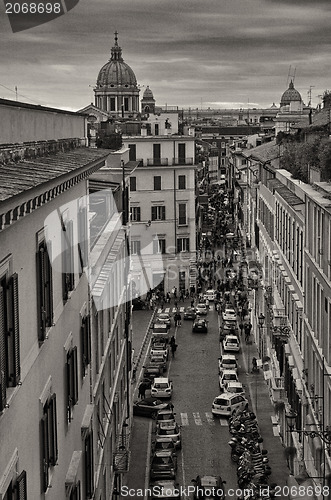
<box><xmin>286</xmin><ymin>66</ymin><xmax>296</xmax><ymax>87</ymax></box>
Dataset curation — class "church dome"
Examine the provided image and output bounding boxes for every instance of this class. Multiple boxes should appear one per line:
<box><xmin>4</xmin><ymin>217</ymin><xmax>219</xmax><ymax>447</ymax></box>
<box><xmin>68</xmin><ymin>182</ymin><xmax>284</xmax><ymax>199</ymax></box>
<box><xmin>143</xmin><ymin>86</ymin><xmax>154</xmax><ymax>99</ymax></box>
<box><xmin>280</xmin><ymin>81</ymin><xmax>302</xmax><ymax>106</ymax></box>
<box><xmin>96</xmin><ymin>33</ymin><xmax>137</xmax><ymax>88</ymax></box>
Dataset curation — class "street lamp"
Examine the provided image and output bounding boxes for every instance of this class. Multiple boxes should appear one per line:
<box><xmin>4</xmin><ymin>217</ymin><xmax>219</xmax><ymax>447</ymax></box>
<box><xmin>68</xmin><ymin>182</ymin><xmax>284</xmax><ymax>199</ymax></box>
<box><xmin>258</xmin><ymin>313</ymin><xmax>265</xmax><ymax>356</ymax></box>
<box><xmin>285</xmin><ymin>409</ymin><xmax>331</xmax><ymax>445</ymax></box>
<box><xmin>258</xmin><ymin>313</ymin><xmax>265</xmax><ymax>328</ymax></box>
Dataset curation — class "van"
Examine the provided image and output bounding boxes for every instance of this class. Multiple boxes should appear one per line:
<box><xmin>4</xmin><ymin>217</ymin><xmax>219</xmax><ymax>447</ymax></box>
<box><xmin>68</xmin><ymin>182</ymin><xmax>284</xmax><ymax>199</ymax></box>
<box><xmin>211</xmin><ymin>393</ymin><xmax>248</xmax><ymax>417</ymax></box>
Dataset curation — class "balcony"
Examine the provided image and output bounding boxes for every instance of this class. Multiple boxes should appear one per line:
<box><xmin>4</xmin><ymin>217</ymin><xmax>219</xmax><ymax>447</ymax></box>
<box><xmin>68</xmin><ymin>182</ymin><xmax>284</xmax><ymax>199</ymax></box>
<box><xmin>173</xmin><ymin>157</ymin><xmax>194</xmax><ymax>165</ymax></box>
<box><xmin>147</xmin><ymin>158</ymin><xmax>169</xmax><ymax>166</ymax></box>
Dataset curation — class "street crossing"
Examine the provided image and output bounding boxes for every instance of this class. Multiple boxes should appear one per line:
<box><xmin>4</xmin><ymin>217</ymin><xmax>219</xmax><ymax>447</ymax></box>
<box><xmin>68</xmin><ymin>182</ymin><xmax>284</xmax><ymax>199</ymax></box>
<box><xmin>158</xmin><ymin>306</ymin><xmax>214</xmax><ymax>313</ymax></box>
<box><xmin>179</xmin><ymin>412</ymin><xmax>228</xmax><ymax>427</ymax></box>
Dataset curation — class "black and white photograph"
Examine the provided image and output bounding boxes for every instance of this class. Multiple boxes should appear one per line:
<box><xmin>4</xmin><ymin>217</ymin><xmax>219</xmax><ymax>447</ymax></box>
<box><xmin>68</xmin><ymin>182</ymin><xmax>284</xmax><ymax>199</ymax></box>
<box><xmin>0</xmin><ymin>1</ymin><xmax>331</xmax><ymax>499</ymax></box>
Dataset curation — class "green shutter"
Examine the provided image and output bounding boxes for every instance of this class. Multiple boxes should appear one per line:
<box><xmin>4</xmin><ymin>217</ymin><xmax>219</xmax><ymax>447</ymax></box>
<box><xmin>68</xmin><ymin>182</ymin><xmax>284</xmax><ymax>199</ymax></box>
<box><xmin>37</xmin><ymin>247</ymin><xmax>46</xmax><ymax>341</ymax></box>
<box><xmin>14</xmin><ymin>470</ymin><xmax>27</xmax><ymax>500</ymax></box>
<box><xmin>161</xmin><ymin>206</ymin><xmax>166</xmax><ymax>220</ymax></box>
<box><xmin>151</xmin><ymin>206</ymin><xmax>156</xmax><ymax>221</ymax></box>
<box><xmin>0</xmin><ymin>287</ymin><xmax>7</xmax><ymax>410</ymax></box>
<box><xmin>48</xmin><ymin>394</ymin><xmax>58</xmax><ymax>466</ymax></box>
<box><xmin>41</xmin><ymin>413</ymin><xmax>49</xmax><ymax>492</ymax></box>
<box><xmin>8</xmin><ymin>273</ymin><xmax>20</xmax><ymax>385</ymax></box>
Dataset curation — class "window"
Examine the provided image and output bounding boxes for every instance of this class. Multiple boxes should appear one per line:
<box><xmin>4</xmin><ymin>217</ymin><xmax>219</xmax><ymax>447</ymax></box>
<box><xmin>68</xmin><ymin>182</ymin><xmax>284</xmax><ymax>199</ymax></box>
<box><xmin>81</xmin><ymin>315</ymin><xmax>91</xmax><ymax>377</ymax></box>
<box><xmin>37</xmin><ymin>240</ymin><xmax>53</xmax><ymax>342</ymax></box>
<box><xmin>130</xmin><ymin>207</ymin><xmax>141</xmax><ymax>222</ymax></box>
<box><xmin>153</xmin><ymin>239</ymin><xmax>166</xmax><ymax>254</ymax></box>
<box><xmin>178</xmin><ymin>204</ymin><xmax>187</xmax><ymax>225</ymax></box>
<box><xmin>110</xmin><ymin>98</ymin><xmax>116</xmax><ymax>111</ymax></box>
<box><xmin>128</xmin><ymin>145</ymin><xmax>136</xmax><ymax>161</ymax></box>
<box><xmin>67</xmin><ymin>346</ymin><xmax>78</xmax><ymax>421</ymax></box>
<box><xmin>131</xmin><ymin>241</ymin><xmax>141</xmax><ymax>255</ymax></box>
<box><xmin>62</xmin><ymin>219</ymin><xmax>75</xmax><ymax>302</ymax></box>
<box><xmin>151</xmin><ymin>206</ymin><xmax>166</xmax><ymax>221</ymax></box>
<box><xmin>178</xmin><ymin>175</ymin><xmax>186</xmax><ymax>190</ymax></box>
<box><xmin>177</xmin><ymin>238</ymin><xmax>190</xmax><ymax>252</ymax></box>
<box><xmin>84</xmin><ymin>432</ymin><xmax>94</xmax><ymax>498</ymax></box>
<box><xmin>155</xmin><ymin>123</ymin><xmax>159</xmax><ymax>136</ymax></box>
<box><xmin>154</xmin><ymin>176</ymin><xmax>161</xmax><ymax>190</ymax></box>
<box><xmin>124</xmin><ymin>97</ymin><xmax>129</xmax><ymax>112</ymax></box>
<box><xmin>78</xmin><ymin>206</ymin><xmax>88</xmax><ymax>275</ymax></box>
<box><xmin>0</xmin><ymin>272</ymin><xmax>20</xmax><ymax>411</ymax></box>
<box><xmin>2</xmin><ymin>470</ymin><xmax>27</xmax><ymax>500</ymax></box>
<box><xmin>41</xmin><ymin>394</ymin><xmax>58</xmax><ymax>492</ymax></box>
<box><xmin>130</xmin><ymin>176</ymin><xmax>136</xmax><ymax>192</ymax></box>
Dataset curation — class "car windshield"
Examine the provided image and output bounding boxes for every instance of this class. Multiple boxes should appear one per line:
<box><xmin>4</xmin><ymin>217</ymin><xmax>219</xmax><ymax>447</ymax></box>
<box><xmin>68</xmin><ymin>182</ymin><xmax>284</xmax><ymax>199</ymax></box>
<box><xmin>158</xmin><ymin>413</ymin><xmax>173</xmax><ymax>420</ymax></box>
<box><xmin>152</xmin><ymin>456</ymin><xmax>173</xmax><ymax>465</ymax></box>
<box><xmin>223</xmin><ymin>374</ymin><xmax>236</xmax><ymax>380</ymax></box>
<box><xmin>154</xmin><ymin>383</ymin><xmax>169</xmax><ymax>389</ymax></box>
<box><xmin>155</xmin><ymin>441</ymin><xmax>175</xmax><ymax>450</ymax></box>
<box><xmin>159</xmin><ymin>428</ymin><xmax>177</xmax><ymax>436</ymax></box>
<box><xmin>223</xmin><ymin>360</ymin><xmax>235</xmax><ymax>365</ymax></box>
<box><xmin>215</xmin><ymin>398</ymin><xmax>229</xmax><ymax>406</ymax></box>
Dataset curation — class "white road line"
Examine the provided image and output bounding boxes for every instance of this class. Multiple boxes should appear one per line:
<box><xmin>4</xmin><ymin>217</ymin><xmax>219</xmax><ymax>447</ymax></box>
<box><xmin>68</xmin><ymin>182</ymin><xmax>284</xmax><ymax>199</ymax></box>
<box><xmin>181</xmin><ymin>439</ymin><xmax>186</xmax><ymax>491</ymax></box>
<box><xmin>157</xmin><ymin>308</ymin><xmax>162</xmax><ymax>313</ymax></box>
<box><xmin>164</xmin><ymin>307</ymin><xmax>170</xmax><ymax>313</ymax></box>
<box><xmin>180</xmin><ymin>412</ymin><xmax>189</xmax><ymax>426</ymax></box>
<box><xmin>220</xmin><ymin>418</ymin><xmax>229</xmax><ymax>426</ymax></box>
<box><xmin>172</xmin><ymin>307</ymin><xmax>177</xmax><ymax>313</ymax></box>
<box><xmin>179</xmin><ymin>307</ymin><xmax>185</xmax><ymax>312</ymax></box>
<box><xmin>193</xmin><ymin>412</ymin><xmax>202</xmax><ymax>425</ymax></box>
<box><xmin>205</xmin><ymin>412</ymin><xmax>215</xmax><ymax>425</ymax></box>
<box><xmin>144</xmin><ymin>420</ymin><xmax>153</xmax><ymax>500</ymax></box>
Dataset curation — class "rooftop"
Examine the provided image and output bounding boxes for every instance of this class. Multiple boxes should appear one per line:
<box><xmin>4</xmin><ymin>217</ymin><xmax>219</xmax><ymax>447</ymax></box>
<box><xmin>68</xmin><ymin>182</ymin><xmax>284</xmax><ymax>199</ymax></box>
<box><xmin>0</xmin><ymin>97</ymin><xmax>85</xmax><ymax>117</ymax></box>
<box><xmin>0</xmin><ymin>147</ymin><xmax>110</xmax><ymax>203</ymax></box>
<box><xmin>243</xmin><ymin>140</ymin><xmax>281</xmax><ymax>164</ymax></box>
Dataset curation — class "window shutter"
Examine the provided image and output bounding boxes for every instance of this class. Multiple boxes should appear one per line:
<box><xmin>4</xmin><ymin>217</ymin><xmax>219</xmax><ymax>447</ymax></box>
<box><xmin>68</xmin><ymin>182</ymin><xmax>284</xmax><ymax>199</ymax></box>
<box><xmin>161</xmin><ymin>206</ymin><xmax>166</xmax><ymax>220</ymax></box>
<box><xmin>14</xmin><ymin>470</ymin><xmax>27</xmax><ymax>500</ymax></box>
<box><xmin>151</xmin><ymin>206</ymin><xmax>157</xmax><ymax>221</ymax></box>
<box><xmin>67</xmin><ymin>220</ymin><xmax>74</xmax><ymax>291</ymax></box>
<box><xmin>84</xmin><ymin>432</ymin><xmax>94</xmax><ymax>498</ymax></box>
<box><xmin>177</xmin><ymin>239</ymin><xmax>181</xmax><ymax>253</ymax></box>
<box><xmin>37</xmin><ymin>247</ymin><xmax>46</xmax><ymax>341</ymax></box>
<box><xmin>72</xmin><ymin>346</ymin><xmax>78</xmax><ymax>404</ymax></box>
<box><xmin>186</xmin><ymin>238</ymin><xmax>190</xmax><ymax>252</ymax></box>
<box><xmin>44</xmin><ymin>244</ymin><xmax>53</xmax><ymax>327</ymax></box>
<box><xmin>66</xmin><ymin>351</ymin><xmax>72</xmax><ymax>413</ymax></box>
<box><xmin>0</xmin><ymin>287</ymin><xmax>7</xmax><ymax>411</ymax></box>
<box><xmin>41</xmin><ymin>413</ymin><xmax>49</xmax><ymax>492</ymax></box>
<box><xmin>137</xmin><ymin>207</ymin><xmax>141</xmax><ymax>222</ymax></box>
<box><xmin>8</xmin><ymin>273</ymin><xmax>20</xmax><ymax>385</ymax></box>
<box><xmin>48</xmin><ymin>394</ymin><xmax>58</xmax><ymax>466</ymax></box>
<box><xmin>81</xmin><ymin>315</ymin><xmax>91</xmax><ymax>374</ymax></box>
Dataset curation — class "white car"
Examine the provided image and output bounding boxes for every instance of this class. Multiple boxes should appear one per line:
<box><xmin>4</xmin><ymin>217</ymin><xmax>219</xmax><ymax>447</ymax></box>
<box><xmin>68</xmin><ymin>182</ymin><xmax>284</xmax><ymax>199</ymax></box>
<box><xmin>222</xmin><ymin>309</ymin><xmax>237</xmax><ymax>321</ymax></box>
<box><xmin>203</xmin><ymin>289</ymin><xmax>216</xmax><ymax>302</ymax></box>
<box><xmin>151</xmin><ymin>378</ymin><xmax>173</xmax><ymax>399</ymax></box>
<box><xmin>150</xmin><ymin>343</ymin><xmax>169</xmax><ymax>359</ymax></box>
<box><xmin>219</xmin><ymin>369</ymin><xmax>239</xmax><ymax>391</ymax></box>
<box><xmin>212</xmin><ymin>393</ymin><xmax>248</xmax><ymax>417</ymax></box>
<box><xmin>223</xmin><ymin>335</ymin><xmax>240</xmax><ymax>352</ymax></box>
<box><xmin>156</xmin><ymin>422</ymin><xmax>182</xmax><ymax>448</ymax></box>
<box><xmin>196</xmin><ymin>303</ymin><xmax>208</xmax><ymax>316</ymax></box>
<box><xmin>226</xmin><ymin>381</ymin><xmax>245</xmax><ymax>394</ymax></box>
<box><xmin>218</xmin><ymin>354</ymin><xmax>238</xmax><ymax>372</ymax></box>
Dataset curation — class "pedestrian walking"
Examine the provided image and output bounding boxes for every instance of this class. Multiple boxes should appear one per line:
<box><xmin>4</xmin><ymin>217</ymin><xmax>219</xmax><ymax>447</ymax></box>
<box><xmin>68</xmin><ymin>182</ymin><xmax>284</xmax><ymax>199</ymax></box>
<box><xmin>177</xmin><ymin>312</ymin><xmax>182</xmax><ymax>327</ymax></box>
<box><xmin>138</xmin><ymin>382</ymin><xmax>146</xmax><ymax>399</ymax></box>
<box><xmin>171</xmin><ymin>342</ymin><xmax>177</xmax><ymax>358</ymax></box>
<box><xmin>239</xmin><ymin>322</ymin><xmax>244</xmax><ymax>336</ymax></box>
<box><xmin>245</xmin><ymin>329</ymin><xmax>250</xmax><ymax>343</ymax></box>
<box><xmin>190</xmin><ymin>299</ymin><xmax>195</xmax><ymax>308</ymax></box>
<box><xmin>170</xmin><ymin>335</ymin><xmax>176</xmax><ymax>346</ymax></box>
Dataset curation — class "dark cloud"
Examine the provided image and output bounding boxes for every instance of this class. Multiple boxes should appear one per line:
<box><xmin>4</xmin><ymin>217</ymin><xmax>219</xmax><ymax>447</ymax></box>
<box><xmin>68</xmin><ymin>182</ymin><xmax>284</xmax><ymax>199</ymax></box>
<box><xmin>0</xmin><ymin>0</ymin><xmax>330</xmax><ymax>109</ymax></box>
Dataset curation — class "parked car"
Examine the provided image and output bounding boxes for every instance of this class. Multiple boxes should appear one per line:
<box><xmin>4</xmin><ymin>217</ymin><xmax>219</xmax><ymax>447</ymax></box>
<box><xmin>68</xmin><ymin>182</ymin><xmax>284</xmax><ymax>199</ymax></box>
<box><xmin>133</xmin><ymin>398</ymin><xmax>170</xmax><ymax>418</ymax></box>
<box><xmin>156</xmin><ymin>409</ymin><xmax>176</xmax><ymax>425</ymax></box>
<box><xmin>144</xmin><ymin>364</ymin><xmax>163</xmax><ymax>380</ymax></box>
<box><xmin>218</xmin><ymin>354</ymin><xmax>238</xmax><ymax>372</ymax></box>
<box><xmin>155</xmin><ymin>313</ymin><xmax>171</xmax><ymax>328</ymax></box>
<box><xmin>156</xmin><ymin>422</ymin><xmax>182</xmax><ymax>449</ymax></box>
<box><xmin>191</xmin><ymin>475</ymin><xmax>226</xmax><ymax>500</ymax></box>
<box><xmin>150</xmin><ymin>451</ymin><xmax>176</xmax><ymax>480</ymax></box>
<box><xmin>151</xmin><ymin>377</ymin><xmax>173</xmax><ymax>399</ymax></box>
<box><xmin>150</xmin><ymin>341</ymin><xmax>169</xmax><ymax>359</ymax></box>
<box><xmin>211</xmin><ymin>393</ymin><xmax>248</xmax><ymax>417</ymax></box>
<box><xmin>192</xmin><ymin>319</ymin><xmax>208</xmax><ymax>333</ymax></box>
<box><xmin>149</xmin><ymin>353</ymin><xmax>167</xmax><ymax>373</ymax></box>
<box><xmin>219</xmin><ymin>369</ymin><xmax>239</xmax><ymax>391</ymax></box>
<box><xmin>226</xmin><ymin>381</ymin><xmax>245</xmax><ymax>394</ymax></box>
<box><xmin>196</xmin><ymin>303</ymin><xmax>208</xmax><ymax>316</ymax></box>
<box><xmin>152</xmin><ymin>438</ymin><xmax>177</xmax><ymax>457</ymax></box>
<box><xmin>152</xmin><ymin>323</ymin><xmax>170</xmax><ymax>342</ymax></box>
<box><xmin>132</xmin><ymin>297</ymin><xmax>145</xmax><ymax>310</ymax></box>
<box><xmin>148</xmin><ymin>480</ymin><xmax>180</xmax><ymax>500</ymax></box>
<box><xmin>223</xmin><ymin>335</ymin><xmax>240</xmax><ymax>352</ymax></box>
<box><xmin>203</xmin><ymin>289</ymin><xmax>216</xmax><ymax>301</ymax></box>
<box><xmin>184</xmin><ymin>307</ymin><xmax>196</xmax><ymax>320</ymax></box>
<box><xmin>222</xmin><ymin>308</ymin><xmax>237</xmax><ymax>321</ymax></box>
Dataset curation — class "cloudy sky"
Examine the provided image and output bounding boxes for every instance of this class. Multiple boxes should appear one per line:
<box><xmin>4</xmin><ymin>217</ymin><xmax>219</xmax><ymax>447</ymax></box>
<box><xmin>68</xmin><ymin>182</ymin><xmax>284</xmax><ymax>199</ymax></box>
<box><xmin>1</xmin><ymin>0</ymin><xmax>331</xmax><ymax>111</ymax></box>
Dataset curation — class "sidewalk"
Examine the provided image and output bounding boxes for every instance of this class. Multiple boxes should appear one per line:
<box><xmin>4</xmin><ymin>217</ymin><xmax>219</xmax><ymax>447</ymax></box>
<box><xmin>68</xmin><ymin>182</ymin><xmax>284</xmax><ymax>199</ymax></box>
<box><xmin>240</xmin><ymin>333</ymin><xmax>291</xmax><ymax>491</ymax></box>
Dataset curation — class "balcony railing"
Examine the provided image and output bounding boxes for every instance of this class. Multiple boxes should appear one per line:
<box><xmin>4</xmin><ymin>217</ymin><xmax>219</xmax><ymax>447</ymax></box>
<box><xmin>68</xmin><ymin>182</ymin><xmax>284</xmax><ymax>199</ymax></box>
<box><xmin>147</xmin><ymin>158</ymin><xmax>169</xmax><ymax>166</ymax></box>
<box><xmin>173</xmin><ymin>157</ymin><xmax>194</xmax><ymax>165</ymax></box>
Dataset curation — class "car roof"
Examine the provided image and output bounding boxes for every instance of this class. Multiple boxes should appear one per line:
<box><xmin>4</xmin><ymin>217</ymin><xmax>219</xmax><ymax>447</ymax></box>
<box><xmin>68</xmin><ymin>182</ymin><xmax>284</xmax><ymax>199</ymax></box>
<box><xmin>225</xmin><ymin>335</ymin><xmax>239</xmax><ymax>341</ymax></box>
<box><xmin>221</xmin><ymin>369</ymin><xmax>238</xmax><ymax>375</ymax></box>
<box><xmin>154</xmin><ymin>377</ymin><xmax>169</xmax><ymax>383</ymax></box>
<box><xmin>221</xmin><ymin>354</ymin><xmax>237</xmax><ymax>359</ymax></box>
<box><xmin>200</xmin><ymin>476</ymin><xmax>219</xmax><ymax>486</ymax></box>
<box><xmin>158</xmin><ymin>422</ymin><xmax>177</xmax><ymax>429</ymax></box>
<box><xmin>227</xmin><ymin>381</ymin><xmax>243</xmax><ymax>387</ymax></box>
<box><xmin>215</xmin><ymin>393</ymin><xmax>239</xmax><ymax>401</ymax></box>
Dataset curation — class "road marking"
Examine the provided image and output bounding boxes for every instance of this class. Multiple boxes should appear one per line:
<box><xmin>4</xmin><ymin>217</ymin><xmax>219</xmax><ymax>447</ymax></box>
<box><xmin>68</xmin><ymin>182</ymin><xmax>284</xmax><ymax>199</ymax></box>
<box><xmin>180</xmin><ymin>413</ymin><xmax>189</xmax><ymax>426</ymax></box>
<box><xmin>205</xmin><ymin>412</ymin><xmax>215</xmax><ymax>425</ymax></box>
<box><xmin>181</xmin><ymin>438</ymin><xmax>186</xmax><ymax>492</ymax></box>
<box><xmin>172</xmin><ymin>307</ymin><xmax>177</xmax><ymax>313</ymax></box>
<box><xmin>164</xmin><ymin>307</ymin><xmax>170</xmax><ymax>313</ymax></box>
<box><xmin>179</xmin><ymin>307</ymin><xmax>185</xmax><ymax>312</ymax></box>
<box><xmin>157</xmin><ymin>308</ymin><xmax>162</xmax><ymax>313</ymax></box>
<box><xmin>144</xmin><ymin>420</ymin><xmax>153</xmax><ymax>500</ymax></box>
<box><xmin>193</xmin><ymin>412</ymin><xmax>202</xmax><ymax>425</ymax></box>
<box><xmin>220</xmin><ymin>418</ymin><xmax>229</xmax><ymax>426</ymax></box>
